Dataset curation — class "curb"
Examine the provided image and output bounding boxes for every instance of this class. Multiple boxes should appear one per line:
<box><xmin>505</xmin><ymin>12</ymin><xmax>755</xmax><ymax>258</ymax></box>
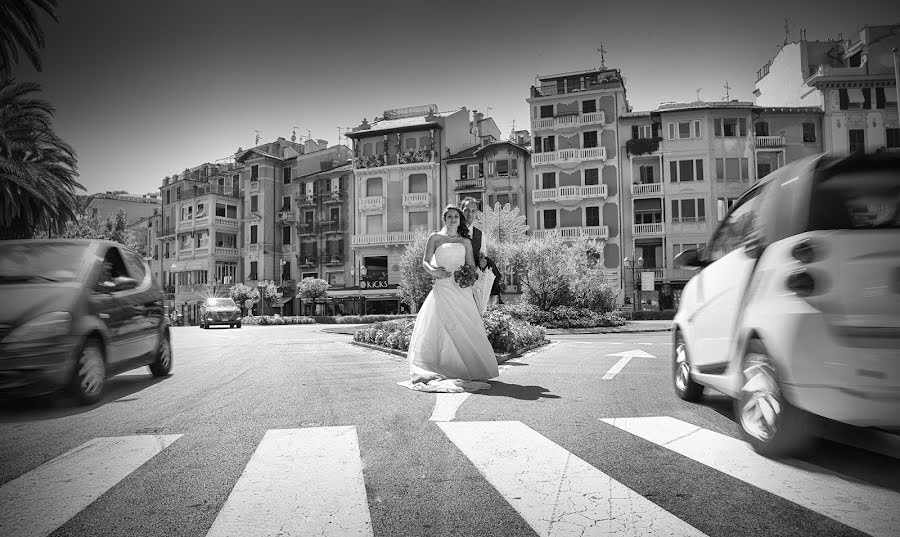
<box><xmin>350</xmin><ymin>338</ymin><xmax>551</xmax><ymax>365</ymax></box>
<box><xmin>544</xmin><ymin>327</ymin><xmax>671</xmax><ymax>335</ymax></box>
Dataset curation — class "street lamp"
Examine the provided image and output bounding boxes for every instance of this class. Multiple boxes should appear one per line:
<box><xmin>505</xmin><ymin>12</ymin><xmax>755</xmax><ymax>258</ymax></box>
<box><xmin>257</xmin><ymin>280</ymin><xmax>267</xmax><ymax>317</ymax></box>
<box><xmin>350</xmin><ymin>262</ymin><xmax>367</xmax><ymax>315</ymax></box>
<box><xmin>624</xmin><ymin>254</ymin><xmax>644</xmax><ymax>312</ymax></box>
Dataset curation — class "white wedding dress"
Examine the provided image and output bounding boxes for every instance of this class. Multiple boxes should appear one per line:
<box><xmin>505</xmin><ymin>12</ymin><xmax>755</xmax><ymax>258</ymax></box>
<box><xmin>400</xmin><ymin>242</ymin><xmax>499</xmax><ymax>393</ymax></box>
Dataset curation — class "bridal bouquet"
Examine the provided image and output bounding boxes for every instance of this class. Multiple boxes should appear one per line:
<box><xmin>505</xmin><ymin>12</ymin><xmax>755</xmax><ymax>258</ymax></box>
<box><xmin>453</xmin><ymin>264</ymin><xmax>479</xmax><ymax>288</ymax></box>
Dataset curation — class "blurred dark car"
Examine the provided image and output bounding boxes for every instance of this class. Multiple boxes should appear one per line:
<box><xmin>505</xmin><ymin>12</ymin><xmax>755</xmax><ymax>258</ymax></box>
<box><xmin>199</xmin><ymin>297</ymin><xmax>242</xmax><ymax>329</ymax></box>
<box><xmin>0</xmin><ymin>239</ymin><xmax>172</xmax><ymax>405</ymax></box>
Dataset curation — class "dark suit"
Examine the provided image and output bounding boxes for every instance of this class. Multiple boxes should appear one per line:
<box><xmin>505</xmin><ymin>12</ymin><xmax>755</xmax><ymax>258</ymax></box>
<box><xmin>469</xmin><ymin>226</ymin><xmax>483</xmax><ymax>259</ymax></box>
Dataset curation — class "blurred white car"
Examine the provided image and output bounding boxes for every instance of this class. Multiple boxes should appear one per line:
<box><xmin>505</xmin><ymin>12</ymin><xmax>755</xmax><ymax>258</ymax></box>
<box><xmin>672</xmin><ymin>152</ymin><xmax>900</xmax><ymax>456</ymax></box>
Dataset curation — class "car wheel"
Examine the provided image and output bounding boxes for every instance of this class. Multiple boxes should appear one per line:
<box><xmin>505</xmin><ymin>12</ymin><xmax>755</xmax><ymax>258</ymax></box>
<box><xmin>69</xmin><ymin>339</ymin><xmax>105</xmax><ymax>405</ymax></box>
<box><xmin>673</xmin><ymin>331</ymin><xmax>704</xmax><ymax>401</ymax></box>
<box><xmin>230</xmin><ymin>323</ymin><xmax>234</xmax><ymax>328</ymax></box>
<box><xmin>236</xmin><ymin>322</ymin><xmax>241</xmax><ymax>328</ymax></box>
<box><xmin>736</xmin><ymin>338</ymin><xmax>812</xmax><ymax>457</ymax></box>
<box><xmin>149</xmin><ymin>334</ymin><xmax>173</xmax><ymax>377</ymax></box>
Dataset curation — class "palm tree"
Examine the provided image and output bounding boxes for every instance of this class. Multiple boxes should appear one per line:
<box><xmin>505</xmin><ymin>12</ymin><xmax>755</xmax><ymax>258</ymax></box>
<box><xmin>0</xmin><ymin>77</ymin><xmax>81</xmax><ymax>239</ymax></box>
<box><xmin>0</xmin><ymin>0</ymin><xmax>60</xmax><ymax>79</ymax></box>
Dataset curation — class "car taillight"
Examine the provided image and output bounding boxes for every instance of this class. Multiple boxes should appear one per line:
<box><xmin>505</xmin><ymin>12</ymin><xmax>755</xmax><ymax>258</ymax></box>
<box><xmin>791</xmin><ymin>239</ymin><xmax>823</xmax><ymax>264</ymax></box>
<box><xmin>786</xmin><ymin>269</ymin><xmax>817</xmax><ymax>297</ymax></box>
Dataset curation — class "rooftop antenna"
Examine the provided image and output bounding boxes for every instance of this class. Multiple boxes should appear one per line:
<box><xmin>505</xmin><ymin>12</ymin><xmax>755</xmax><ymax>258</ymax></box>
<box><xmin>597</xmin><ymin>43</ymin><xmax>607</xmax><ymax>69</ymax></box>
<box><xmin>254</xmin><ymin>130</ymin><xmax>262</xmax><ymax>145</ymax></box>
<box><xmin>723</xmin><ymin>80</ymin><xmax>732</xmax><ymax>100</ymax></box>
<box><xmin>695</xmin><ymin>88</ymin><xmax>702</xmax><ymax>102</ymax></box>
<box><xmin>292</xmin><ymin>126</ymin><xmax>300</xmax><ymax>142</ymax></box>
<box><xmin>783</xmin><ymin>17</ymin><xmax>790</xmax><ymax>45</ymax></box>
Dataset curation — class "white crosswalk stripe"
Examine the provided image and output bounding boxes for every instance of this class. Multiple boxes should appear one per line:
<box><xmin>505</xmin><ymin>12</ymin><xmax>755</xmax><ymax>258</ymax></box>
<box><xmin>601</xmin><ymin>416</ymin><xmax>900</xmax><ymax>537</ymax></box>
<box><xmin>438</xmin><ymin>420</ymin><xmax>708</xmax><ymax>537</ymax></box>
<box><xmin>0</xmin><ymin>434</ymin><xmax>182</xmax><ymax>537</ymax></box>
<box><xmin>205</xmin><ymin>426</ymin><xmax>373</xmax><ymax>537</ymax></box>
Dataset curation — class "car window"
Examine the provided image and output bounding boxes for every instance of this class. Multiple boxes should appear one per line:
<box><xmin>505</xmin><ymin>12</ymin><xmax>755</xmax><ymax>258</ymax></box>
<box><xmin>808</xmin><ymin>168</ymin><xmax>900</xmax><ymax>230</ymax></box>
<box><xmin>0</xmin><ymin>242</ymin><xmax>90</xmax><ymax>283</ymax></box>
<box><xmin>95</xmin><ymin>246</ymin><xmax>130</xmax><ymax>292</ymax></box>
<box><xmin>707</xmin><ymin>188</ymin><xmax>762</xmax><ymax>262</ymax></box>
<box><xmin>122</xmin><ymin>249</ymin><xmax>148</xmax><ymax>284</ymax></box>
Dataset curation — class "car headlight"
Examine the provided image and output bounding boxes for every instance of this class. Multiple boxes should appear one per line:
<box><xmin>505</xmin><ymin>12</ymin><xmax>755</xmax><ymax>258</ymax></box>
<box><xmin>4</xmin><ymin>312</ymin><xmax>73</xmax><ymax>344</ymax></box>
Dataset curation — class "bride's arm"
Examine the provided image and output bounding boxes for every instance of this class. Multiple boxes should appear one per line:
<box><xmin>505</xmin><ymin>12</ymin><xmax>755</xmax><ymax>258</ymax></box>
<box><xmin>422</xmin><ymin>234</ymin><xmax>451</xmax><ymax>278</ymax></box>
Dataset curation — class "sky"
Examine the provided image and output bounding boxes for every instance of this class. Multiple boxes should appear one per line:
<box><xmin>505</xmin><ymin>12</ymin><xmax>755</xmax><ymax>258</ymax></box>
<box><xmin>14</xmin><ymin>0</ymin><xmax>900</xmax><ymax>196</ymax></box>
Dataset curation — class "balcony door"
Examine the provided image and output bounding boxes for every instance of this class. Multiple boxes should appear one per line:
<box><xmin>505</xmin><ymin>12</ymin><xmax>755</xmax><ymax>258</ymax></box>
<box><xmin>849</xmin><ymin>129</ymin><xmax>865</xmax><ymax>154</ymax></box>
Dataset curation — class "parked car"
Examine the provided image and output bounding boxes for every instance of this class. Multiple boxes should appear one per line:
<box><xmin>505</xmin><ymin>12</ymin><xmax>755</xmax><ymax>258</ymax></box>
<box><xmin>199</xmin><ymin>297</ymin><xmax>242</xmax><ymax>329</ymax></box>
<box><xmin>671</xmin><ymin>152</ymin><xmax>900</xmax><ymax>456</ymax></box>
<box><xmin>0</xmin><ymin>239</ymin><xmax>172</xmax><ymax>405</ymax></box>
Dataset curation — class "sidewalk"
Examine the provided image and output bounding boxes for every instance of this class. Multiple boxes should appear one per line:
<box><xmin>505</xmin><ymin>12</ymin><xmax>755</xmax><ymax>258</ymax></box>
<box><xmin>320</xmin><ymin>320</ymin><xmax>671</xmax><ymax>337</ymax></box>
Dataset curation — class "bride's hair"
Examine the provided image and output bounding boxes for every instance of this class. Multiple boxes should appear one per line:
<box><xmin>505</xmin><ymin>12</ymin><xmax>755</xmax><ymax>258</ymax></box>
<box><xmin>442</xmin><ymin>204</ymin><xmax>469</xmax><ymax>239</ymax></box>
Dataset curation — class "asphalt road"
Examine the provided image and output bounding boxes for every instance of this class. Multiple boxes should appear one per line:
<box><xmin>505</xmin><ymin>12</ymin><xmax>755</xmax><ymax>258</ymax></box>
<box><xmin>0</xmin><ymin>325</ymin><xmax>898</xmax><ymax>537</ymax></box>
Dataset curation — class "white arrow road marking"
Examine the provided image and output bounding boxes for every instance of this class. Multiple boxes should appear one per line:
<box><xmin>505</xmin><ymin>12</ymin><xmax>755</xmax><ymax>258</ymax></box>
<box><xmin>601</xmin><ymin>417</ymin><xmax>900</xmax><ymax>537</ymax></box>
<box><xmin>206</xmin><ymin>427</ymin><xmax>372</xmax><ymax>537</ymax></box>
<box><xmin>430</xmin><ymin>392</ymin><xmax>472</xmax><ymax>422</ymax></box>
<box><xmin>0</xmin><ymin>435</ymin><xmax>182</xmax><ymax>537</ymax></box>
<box><xmin>602</xmin><ymin>349</ymin><xmax>656</xmax><ymax>380</ymax></box>
<box><xmin>438</xmin><ymin>421</ymin><xmax>708</xmax><ymax>537</ymax></box>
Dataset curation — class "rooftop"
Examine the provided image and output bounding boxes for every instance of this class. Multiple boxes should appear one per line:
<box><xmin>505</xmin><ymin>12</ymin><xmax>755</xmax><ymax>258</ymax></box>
<box><xmin>347</xmin><ymin>109</ymin><xmax>460</xmax><ymax>138</ymax></box>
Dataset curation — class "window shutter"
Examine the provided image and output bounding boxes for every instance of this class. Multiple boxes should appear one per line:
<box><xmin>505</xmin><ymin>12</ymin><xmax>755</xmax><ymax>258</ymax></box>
<box><xmin>671</xmin><ymin>200</ymin><xmax>679</xmax><ymax>221</ymax></box>
<box><xmin>460</xmin><ymin>165</ymin><xmax>467</xmax><ymax>180</ymax></box>
<box><xmin>667</xmin><ymin>122</ymin><xmax>675</xmax><ymax>140</ymax></box>
<box><xmin>698</xmin><ymin>198</ymin><xmax>706</xmax><ymax>219</ymax></box>
<box><xmin>695</xmin><ymin>159</ymin><xmax>704</xmax><ymax>181</ymax></box>
<box><xmin>839</xmin><ymin>89</ymin><xmax>849</xmax><ymax>110</ymax></box>
<box><xmin>714</xmin><ymin>119</ymin><xmax>722</xmax><ymax>137</ymax></box>
<box><xmin>738</xmin><ymin>118</ymin><xmax>746</xmax><ymax>137</ymax></box>
<box><xmin>875</xmin><ymin>87</ymin><xmax>886</xmax><ymax>109</ymax></box>
<box><xmin>669</xmin><ymin>161</ymin><xmax>678</xmax><ymax>182</ymax></box>
<box><xmin>652</xmin><ymin>123</ymin><xmax>660</xmax><ymax>138</ymax></box>
<box><xmin>478</xmin><ymin>163</ymin><xmax>484</xmax><ymax>177</ymax></box>
<box><xmin>863</xmin><ymin>88</ymin><xmax>872</xmax><ymax>110</ymax></box>
<box><xmin>693</xmin><ymin>120</ymin><xmax>701</xmax><ymax>138</ymax></box>
<box><xmin>632</xmin><ymin>125</ymin><xmax>639</xmax><ymax>139</ymax></box>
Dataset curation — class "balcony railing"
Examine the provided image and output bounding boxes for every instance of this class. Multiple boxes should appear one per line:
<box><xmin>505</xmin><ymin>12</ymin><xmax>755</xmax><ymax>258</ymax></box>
<box><xmin>353</xmin><ymin>154</ymin><xmax>386</xmax><ymax>169</ymax></box>
<box><xmin>532</xmin><ymin>226</ymin><xmax>609</xmax><ymax>240</ymax></box>
<box><xmin>353</xmin><ymin>150</ymin><xmax>435</xmax><ymax>170</ymax></box>
<box><xmin>296</xmin><ymin>195</ymin><xmax>317</xmax><ymax>207</ymax></box>
<box><xmin>753</xmin><ymin>135</ymin><xmax>785</xmax><ymax>148</ymax></box>
<box><xmin>532</xmin><ymin>147</ymin><xmax>606</xmax><ymax>165</ymax></box>
<box><xmin>319</xmin><ymin>220</ymin><xmax>347</xmax><ymax>233</ymax></box>
<box><xmin>633</xmin><ymin>223</ymin><xmax>665</xmax><ymax>235</ymax></box>
<box><xmin>532</xmin><ymin>184</ymin><xmax>607</xmax><ymax>203</ymax></box>
<box><xmin>631</xmin><ymin>182</ymin><xmax>663</xmax><ymax>196</ymax></box>
<box><xmin>530</xmin><ymin>75</ymin><xmax>623</xmax><ymax>97</ymax></box>
<box><xmin>277</xmin><ymin>211</ymin><xmax>296</xmax><ymax>222</ymax></box>
<box><xmin>321</xmin><ymin>190</ymin><xmax>346</xmax><ymax>203</ymax></box>
<box><xmin>297</xmin><ymin>222</ymin><xmax>317</xmax><ymax>235</ymax></box>
<box><xmin>402</xmin><ymin>192</ymin><xmax>431</xmax><ymax>207</ymax></box>
<box><xmin>324</xmin><ymin>255</ymin><xmax>344</xmax><ymax>265</ymax></box>
<box><xmin>298</xmin><ymin>256</ymin><xmax>318</xmax><ymax>267</ymax></box>
<box><xmin>358</xmin><ymin>196</ymin><xmax>384</xmax><ymax>211</ymax></box>
<box><xmin>214</xmin><ymin>247</ymin><xmax>239</xmax><ymax>256</ymax></box>
<box><xmin>397</xmin><ymin>149</ymin><xmax>434</xmax><ymax>165</ymax></box>
<box><xmin>454</xmin><ymin>178</ymin><xmax>485</xmax><ymax>191</ymax></box>
<box><xmin>531</xmin><ymin>111</ymin><xmax>605</xmax><ymax>131</ymax></box>
<box><xmin>351</xmin><ymin>232</ymin><xmax>414</xmax><ymax>246</ymax></box>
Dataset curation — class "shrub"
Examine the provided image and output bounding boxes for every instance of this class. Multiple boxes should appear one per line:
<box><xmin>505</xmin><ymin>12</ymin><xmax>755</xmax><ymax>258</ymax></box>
<box><xmin>626</xmin><ymin>310</ymin><xmax>677</xmax><ymax>321</ymax></box>
<box><xmin>492</xmin><ymin>303</ymin><xmax>626</xmax><ymax>329</ymax></box>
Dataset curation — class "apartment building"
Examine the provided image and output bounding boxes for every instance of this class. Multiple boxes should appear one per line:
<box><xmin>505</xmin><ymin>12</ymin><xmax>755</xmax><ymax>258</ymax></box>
<box><xmin>446</xmin><ymin>140</ymin><xmax>532</xmax><ymax>214</ymax></box>
<box><xmin>526</xmin><ymin>67</ymin><xmax>627</xmax><ymax>288</ymax></box>
<box><xmin>618</xmin><ymin>101</ymin><xmax>823</xmax><ymax>309</ymax></box>
<box><xmin>84</xmin><ymin>191</ymin><xmax>160</xmax><ymax>225</ymax></box>
<box><xmin>754</xmin><ymin>24</ymin><xmax>900</xmax><ymax>155</ymax></box>
<box><xmin>345</xmin><ymin>105</ymin><xmax>480</xmax><ymax>313</ymax></box>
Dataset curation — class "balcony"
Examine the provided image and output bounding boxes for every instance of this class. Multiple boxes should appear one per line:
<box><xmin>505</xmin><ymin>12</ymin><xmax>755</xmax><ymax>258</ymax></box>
<box><xmin>214</xmin><ymin>247</ymin><xmax>240</xmax><ymax>256</ymax></box>
<box><xmin>530</xmin><ymin>74</ymin><xmax>623</xmax><ymax>97</ymax></box>
<box><xmin>282</xmin><ymin>243</ymin><xmax>297</xmax><ymax>255</ymax></box>
<box><xmin>358</xmin><ymin>196</ymin><xmax>384</xmax><ymax>211</ymax></box>
<box><xmin>633</xmin><ymin>223</ymin><xmax>665</xmax><ymax>235</ymax></box>
<box><xmin>351</xmin><ymin>232</ymin><xmax>414</xmax><ymax>246</ymax></box>
<box><xmin>319</xmin><ymin>220</ymin><xmax>347</xmax><ymax>233</ymax></box>
<box><xmin>532</xmin><ymin>226</ymin><xmax>609</xmax><ymax>240</ymax></box>
<box><xmin>296</xmin><ymin>195</ymin><xmax>317</xmax><ymax>208</ymax></box>
<box><xmin>208</xmin><ymin>185</ymin><xmax>242</xmax><ymax>198</ymax></box>
<box><xmin>277</xmin><ymin>211</ymin><xmax>296</xmax><ymax>223</ymax></box>
<box><xmin>402</xmin><ymin>192</ymin><xmax>432</xmax><ymax>207</ymax></box>
<box><xmin>531</xmin><ymin>111</ymin><xmax>605</xmax><ymax>131</ymax></box>
<box><xmin>353</xmin><ymin>154</ymin><xmax>386</xmax><ymax>169</ymax></box>
<box><xmin>324</xmin><ymin>255</ymin><xmax>344</xmax><ymax>265</ymax></box>
<box><xmin>753</xmin><ymin>135</ymin><xmax>785</xmax><ymax>148</ymax></box>
<box><xmin>297</xmin><ymin>222</ymin><xmax>317</xmax><ymax>235</ymax></box>
<box><xmin>532</xmin><ymin>184</ymin><xmax>607</xmax><ymax>203</ymax></box>
<box><xmin>214</xmin><ymin>216</ymin><xmax>240</xmax><ymax>228</ymax></box>
<box><xmin>631</xmin><ymin>182</ymin><xmax>663</xmax><ymax>196</ymax></box>
<box><xmin>626</xmin><ymin>137</ymin><xmax>662</xmax><ymax>156</ymax></box>
<box><xmin>298</xmin><ymin>256</ymin><xmax>318</xmax><ymax>267</ymax></box>
<box><xmin>352</xmin><ymin>150</ymin><xmax>435</xmax><ymax>170</ymax></box>
<box><xmin>532</xmin><ymin>147</ymin><xmax>606</xmax><ymax>166</ymax></box>
<box><xmin>321</xmin><ymin>190</ymin><xmax>346</xmax><ymax>203</ymax></box>
<box><xmin>454</xmin><ymin>178</ymin><xmax>485</xmax><ymax>191</ymax></box>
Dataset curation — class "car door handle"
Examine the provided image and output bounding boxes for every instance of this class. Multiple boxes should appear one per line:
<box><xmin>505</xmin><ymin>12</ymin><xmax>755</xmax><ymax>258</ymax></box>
<box><xmin>99</xmin><ymin>313</ymin><xmax>110</xmax><ymax>319</ymax></box>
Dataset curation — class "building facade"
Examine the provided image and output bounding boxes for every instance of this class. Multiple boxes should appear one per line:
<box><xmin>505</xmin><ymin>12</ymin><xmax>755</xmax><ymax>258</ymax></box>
<box><xmin>446</xmin><ymin>140</ymin><xmax>532</xmax><ymax>214</ymax></box>
<box><xmin>526</xmin><ymin>67</ymin><xmax>627</xmax><ymax>288</ymax></box>
<box><xmin>618</xmin><ymin>101</ymin><xmax>823</xmax><ymax>309</ymax></box>
<box><xmin>754</xmin><ymin>24</ymin><xmax>900</xmax><ymax>155</ymax></box>
<box><xmin>345</xmin><ymin>105</ymin><xmax>480</xmax><ymax>312</ymax></box>
<box><xmin>84</xmin><ymin>191</ymin><xmax>161</xmax><ymax>225</ymax></box>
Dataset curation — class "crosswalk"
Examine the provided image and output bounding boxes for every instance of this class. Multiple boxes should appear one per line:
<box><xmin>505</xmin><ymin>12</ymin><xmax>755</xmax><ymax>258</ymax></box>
<box><xmin>1</xmin><ymin>418</ymin><xmax>898</xmax><ymax>537</ymax></box>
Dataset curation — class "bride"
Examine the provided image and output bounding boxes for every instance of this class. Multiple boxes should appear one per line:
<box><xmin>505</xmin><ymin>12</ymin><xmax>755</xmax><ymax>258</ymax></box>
<box><xmin>401</xmin><ymin>205</ymin><xmax>499</xmax><ymax>392</ymax></box>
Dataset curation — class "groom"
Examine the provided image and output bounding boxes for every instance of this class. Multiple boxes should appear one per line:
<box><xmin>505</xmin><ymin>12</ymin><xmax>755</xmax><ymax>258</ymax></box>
<box><xmin>461</xmin><ymin>197</ymin><xmax>496</xmax><ymax>313</ymax></box>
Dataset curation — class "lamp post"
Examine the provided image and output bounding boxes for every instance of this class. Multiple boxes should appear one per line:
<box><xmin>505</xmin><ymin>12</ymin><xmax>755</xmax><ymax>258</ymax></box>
<box><xmin>624</xmin><ymin>254</ymin><xmax>644</xmax><ymax>312</ymax></box>
<box><xmin>350</xmin><ymin>262</ymin><xmax>367</xmax><ymax>315</ymax></box>
<box><xmin>257</xmin><ymin>280</ymin><xmax>267</xmax><ymax>317</ymax></box>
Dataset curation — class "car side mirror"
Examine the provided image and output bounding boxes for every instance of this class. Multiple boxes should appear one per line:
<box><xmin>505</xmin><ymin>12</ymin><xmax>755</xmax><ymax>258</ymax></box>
<box><xmin>674</xmin><ymin>248</ymin><xmax>705</xmax><ymax>270</ymax></box>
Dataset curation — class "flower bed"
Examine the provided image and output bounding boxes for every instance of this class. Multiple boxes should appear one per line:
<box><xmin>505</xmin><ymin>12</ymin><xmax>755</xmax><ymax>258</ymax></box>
<box><xmin>353</xmin><ymin>309</ymin><xmax>546</xmax><ymax>354</ymax></box>
<box><xmin>242</xmin><ymin>314</ymin><xmax>413</xmax><ymax>326</ymax></box>
<box><xmin>494</xmin><ymin>303</ymin><xmax>626</xmax><ymax>329</ymax></box>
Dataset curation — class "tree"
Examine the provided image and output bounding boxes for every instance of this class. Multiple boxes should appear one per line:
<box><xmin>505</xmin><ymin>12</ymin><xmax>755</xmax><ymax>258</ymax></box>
<box><xmin>475</xmin><ymin>202</ymin><xmax>529</xmax><ymax>268</ymax></box>
<box><xmin>398</xmin><ymin>228</ymin><xmax>433</xmax><ymax>312</ymax></box>
<box><xmin>58</xmin><ymin>208</ymin><xmax>141</xmax><ymax>252</ymax></box>
<box><xmin>229</xmin><ymin>283</ymin><xmax>259</xmax><ymax>315</ymax></box>
<box><xmin>0</xmin><ymin>0</ymin><xmax>60</xmax><ymax>79</ymax></box>
<box><xmin>0</xmin><ymin>77</ymin><xmax>81</xmax><ymax>239</ymax></box>
<box><xmin>261</xmin><ymin>281</ymin><xmax>282</xmax><ymax>313</ymax></box>
<box><xmin>298</xmin><ymin>277</ymin><xmax>329</xmax><ymax>299</ymax></box>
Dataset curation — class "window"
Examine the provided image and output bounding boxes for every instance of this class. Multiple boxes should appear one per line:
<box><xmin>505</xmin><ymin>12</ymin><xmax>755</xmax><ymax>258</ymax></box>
<box><xmin>408</xmin><ymin>174</ymin><xmax>427</xmax><ymax>193</ymax></box>
<box><xmin>543</xmin><ymin>210</ymin><xmax>557</xmax><ymax>229</ymax></box>
<box><xmin>250</xmin><ymin>261</ymin><xmax>258</xmax><ymax>280</ymax></box>
<box><xmin>668</xmin><ymin>159</ymin><xmax>704</xmax><ymax>182</ymax></box>
<box><xmin>362</xmin><ymin>143</ymin><xmax>374</xmax><ymax>156</ymax></box>
<box><xmin>494</xmin><ymin>159</ymin><xmax>509</xmax><ymax>176</ymax></box>
<box><xmin>849</xmin><ymin>129</ymin><xmax>865</xmax><ymax>154</ymax></box>
<box><xmin>419</xmin><ymin>136</ymin><xmax>431</xmax><ymax>150</ymax></box>
<box><xmin>754</xmin><ymin>121</ymin><xmax>769</xmax><ymax>136</ymax></box>
<box><xmin>196</xmin><ymin>231</ymin><xmax>209</xmax><ymax>248</ymax></box>
<box><xmin>715</xmin><ymin>158</ymin><xmax>750</xmax><ymax>180</ymax></box>
<box><xmin>330</xmin><ymin>207</ymin><xmax>340</xmax><ymax>222</ymax></box>
<box><xmin>408</xmin><ymin>211</ymin><xmax>428</xmax><ymax>231</ymax></box>
<box><xmin>540</xmin><ymin>105</ymin><xmax>554</xmax><ymax>118</ymax></box>
<box><xmin>582</xmin><ymin>100</ymin><xmax>596</xmax><ymax>114</ymax></box>
<box><xmin>250</xmin><ymin>225</ymin><xmax>258</xmax><ymax>244</ymax></box>
<box><xmin>250</xmin><ymin>165</ymin><xmax>259</xmax><ymax>181</ymax></box>
<box><xmin>365</xmin><ymin>214</ymin><xmax>383</xmax><ymax>234</ymax></box>
<box><xmin>375</xmin><ymin>141</ymin><xmax>385</xmax><ymax>154</ymax></box>
<box><xmin>585</xmin><ymin>206</ymin><xmax>600</xmax><ymax>227</ymax></box>
<box><xmin>327</xmin><ymin>272</ymin><xmax>344</xmax><ymax>286</ymax></box>
<box><xmin>639</xmin><ymin>166</ymin><xmax>654</xmax><ymax>183</ymax></box>
<box><xmin>535</xmin><ymin>135</ymin><xmax>555</xmax><ymax>153</ymax></box>
<box><xmin>583</xmin><ymin>131</ymin><xmax>598</xmax><ymax>148</ymax></box>
<box><xmin>281</xmin><ymin>196</ymin><xmax>291</xmax><ymax>211</ymax></box>
<box><xmin>678</xmin><ymin>122</ymin><xmax>691</xmax><ymax>138</ymax></box>
<box><xmin>715</xmin><ymin>118</ymin><xmax>747</xmax><ymax>137</ymax></box>
<box><xmin>196</xmin><ymin>203</ymin><xmax>206</xmax><ymax>218</ymax></box>
<box><xmin>802</xmin><ymin>122</ymin><xmax>816</xmax><ymax>143</ymax></box>
<box><xmin>405</xmin><ymin>137</ymin><xmax>417</xmax><ymax>150</ymax></box>
<box><xmin>281</xmin><ymin>261</ymin><xmax>291</xmax><ymax>281</ymax></box>
<box><xmin>887</xmin><ymin>128</ymin><xmax>900</xmax><ymax>148</ymax></box>
<box><xmin>637</xmin><ymin>125</ymin><xmax>652</xmax><ymax>139</ymax></box>
<box><xmin>668</xmin><ymin>121</ymin><xmax>699</xmax><ymax>140</ymax></box>
<box><xmin>671</xmin><ymin>199</ymin><xmax>705</xmax><ymax>222</ymax></box>
<box><xmin>282</xmin><ymin>226</ymin><xmax>291</xmax><ymax>245</ymax></box>
<box><xmin>181</xmin><ymin>205</ymin><xmax>192</xmax><ymax>221</ymax></box>
<box><xmin>716</xmin><ymin>197</ymin><xmax>739</xmax><ymax>220</ymax></box>
<box><xmin>875</xmin><ymin>87</ymin><xmax>886</xmax><ymax>109</ymax></box>
<box><xmin>283</xmin><ymin>167</ymin><xmax>291</xmax><ymax>184</ymax></box>
<box><xmin>541</xmin><ymin>172</ymin><xmax>556</xmax><ymax>189</ymax></box>
<box><xmin>584</xmin><ymin>168</ymin><xmax>599</xmax><ymax>186</ymax></box>
<box><xmin>366</xmin><ymin>178</ymin><xmax>383</xmax><ymax>196</ymax></box>
<box><xmin>250</xmin><ymin>195</ymin><xmax>258</xmax><ymax>212</ymax></box>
